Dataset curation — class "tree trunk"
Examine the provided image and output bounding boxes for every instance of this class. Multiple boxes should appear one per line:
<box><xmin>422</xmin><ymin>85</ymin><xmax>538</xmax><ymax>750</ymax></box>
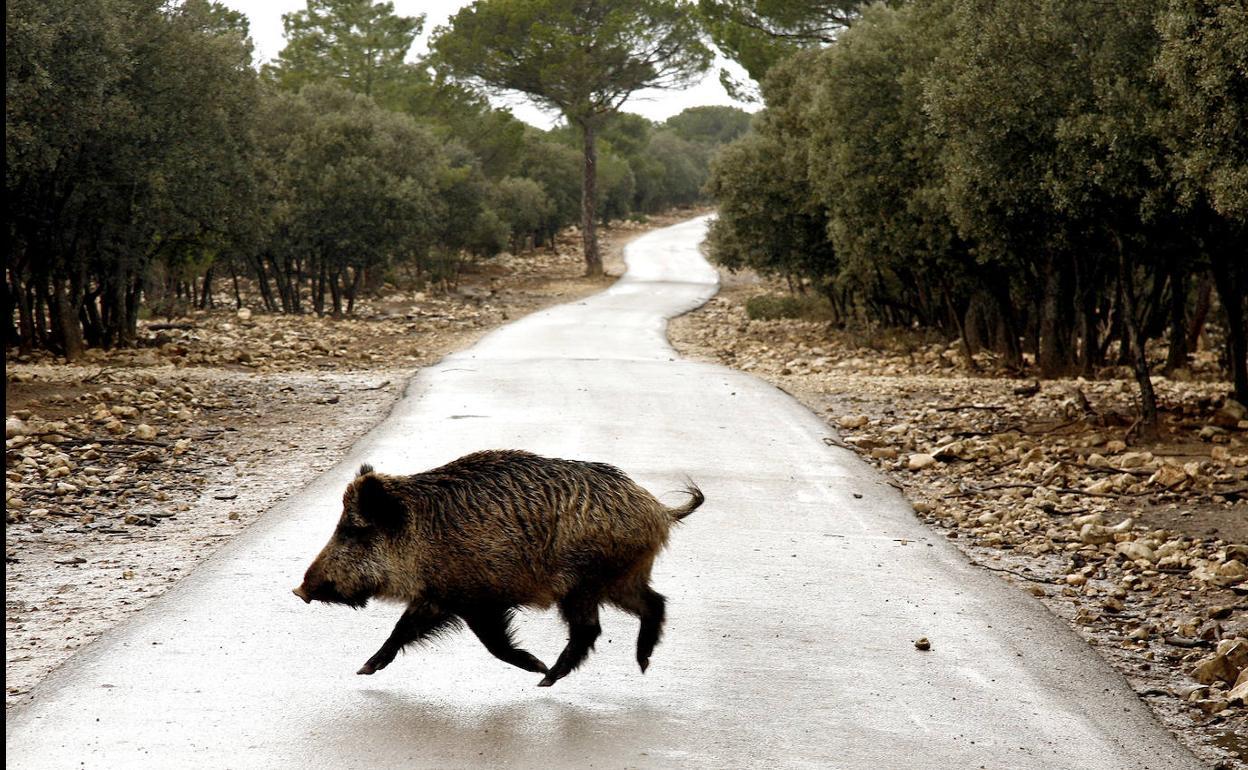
<box><xmin>1116</xmin><ymin>242</ymin><xmax>1158</xmax><ymax>437</ymax></box>
<box><xmin>1186</xmin><ymin>274</ymin><xmax>1213</xmax><ymax>352</ymax></box>
<box><xmin>51</xmin><ymin>277</ymin><xmax>86</xmax><ymax>361</ymax></box>
<box><xmin>985</xmin><ymin>270</ymin><xmax>1022</xmax><ymax>370</ymax></box>
<box><xmin>346</xmin><ymin>267</ymin><xmax>363</xmax><ymax>315</ymax></box>
<box><xmin>15</xmin><ymin>275</ymin><xmax>35</xmax><ymax>354</ymax></box>
<box><xmin>200</xmin><ymin>265</ymin><xmax>215</xmax><ymax>310</ymax></box>
<box><xmin>231</xmin><ymin>262</ymin><xmax>245</xmax><ymax>310</ymax></box>
<box><xmin>1211</xmin><ymin>252</ymin><xmax>1248</xmax><ymax>405</ymax></box>
<box><xmin>1163</xmin><ymin>267</ymin><xmax>1188</xmax><ymax>374</ymax></box>
<box><xmin>579</xmin><ymin>121</ymin><xmax>602</xmax><ymax>277</ymax></box>
<box><xmin>329</xmin><ymin>269</ymin><xmax>343</xmax><ymax>317</ymax></box>
<box><xmin>121</xmin><ymin>276</ymin><xmax>142</xmax><ymax>346</ymax></box>
<box><xmin>1037</xmin><ymin>253</ymin><xmax>1070</xmax><ymax>377</ymax></box>
<box><xmin>314</xmin><ymin>260</ymin><xmax>326</xmax><ymax>317</ymax></box>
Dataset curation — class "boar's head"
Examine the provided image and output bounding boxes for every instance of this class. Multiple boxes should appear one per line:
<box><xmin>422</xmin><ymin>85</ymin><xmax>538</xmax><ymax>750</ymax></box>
<box><xmin>293</xmin><ymin>464</ymin><xmax>407</xmax><ymax>608</ymax></box>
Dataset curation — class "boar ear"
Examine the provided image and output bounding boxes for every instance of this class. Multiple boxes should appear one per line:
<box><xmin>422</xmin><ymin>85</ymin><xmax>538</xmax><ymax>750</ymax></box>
<box><xmin>358</xmin><ymin>463</ymin><xmax>374</xmax><ymax>477</ymax></box>
<box><xmin>357</xmin><ymin>474</ymin><xmax>405</xmax><ymax>530</ymax></box>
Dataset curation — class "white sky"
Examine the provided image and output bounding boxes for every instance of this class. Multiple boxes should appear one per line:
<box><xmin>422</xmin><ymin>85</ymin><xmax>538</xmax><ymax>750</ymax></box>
<box><xmin>218</xmin><ymin>0</ymin><xmax>754</xmax><ymax>129</ymax></box>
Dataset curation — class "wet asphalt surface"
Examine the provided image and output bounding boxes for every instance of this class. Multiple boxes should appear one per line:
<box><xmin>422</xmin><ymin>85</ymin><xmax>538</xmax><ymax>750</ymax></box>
<box><xmin>6</xmin><ymin>216</ymin><xmax>1201</xmax><ymax>768</ymax></box>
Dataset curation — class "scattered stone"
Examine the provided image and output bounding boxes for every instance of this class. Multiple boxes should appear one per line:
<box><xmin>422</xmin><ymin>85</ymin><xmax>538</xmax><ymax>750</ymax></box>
<box><xmin>914</xmin><ymin>637</ymin><xmax>931</xmax><ymax>651</ymax></box>
<box><xmin>908</xmin><ymin>453</ymin><xmax>937</xmax><ymax>471</ymax></box>
<box><xmin>1191</xmin><ymin>640</ymin><xmax>1248</xmax><ymax>685</ymax></box>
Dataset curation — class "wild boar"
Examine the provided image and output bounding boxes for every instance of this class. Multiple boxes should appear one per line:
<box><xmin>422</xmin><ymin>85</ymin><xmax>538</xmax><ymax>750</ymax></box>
<box><xmin>293</xmin><ymin>449</ymin><xmax>703</xmax><ymax>687</ymax></box>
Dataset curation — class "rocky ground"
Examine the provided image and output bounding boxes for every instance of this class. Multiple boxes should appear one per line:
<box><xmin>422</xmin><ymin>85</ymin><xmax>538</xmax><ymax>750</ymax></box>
<box><xmin>669</xmin><ymin>273</ymin><xmax>1248</xmax><ymax>769</ymax></box>
<box><xmin>4</xmin><ymin>211</ymin><xmax>699</xmax><ymax>709</ymax></box>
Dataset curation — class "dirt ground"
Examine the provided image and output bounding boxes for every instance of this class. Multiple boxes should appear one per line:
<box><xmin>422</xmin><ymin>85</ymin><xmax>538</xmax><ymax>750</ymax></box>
<box><xmin>4</xmin><ymin>210</ymin><xmax>701</xmax><ymax>709</ymax></box>
<box><xmin>669</xmin><ymin>271</ymin><xmax>1247</xmax><ymax>769</ymax></box>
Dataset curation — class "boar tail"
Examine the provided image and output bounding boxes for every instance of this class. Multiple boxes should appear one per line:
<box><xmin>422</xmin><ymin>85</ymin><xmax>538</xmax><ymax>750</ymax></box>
<box><xmin>667</xmin><ymin>483</ymin><xmax>704</xmax><ymax>521</ymax></box>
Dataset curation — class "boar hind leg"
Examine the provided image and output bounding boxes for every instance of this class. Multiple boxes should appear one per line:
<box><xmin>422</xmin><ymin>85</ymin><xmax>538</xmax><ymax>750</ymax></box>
<box><xmin>462</xmin><ymin>607</ymin><xmax>549</xmax><ymax>674</ymax></box>
<box><xmin>611</xmin><ymin>585</ymin><xmax>667</xmax><ymax>673</ymax></box>
<box><xmin>358</xmin><ymin>603</ymin><xmax>457</xmax><ymax>675</ymax></box>
<box><xmin>537</xmin><ymin>591</ymin><xmax>602</xmax><ymax>687</ymax></box>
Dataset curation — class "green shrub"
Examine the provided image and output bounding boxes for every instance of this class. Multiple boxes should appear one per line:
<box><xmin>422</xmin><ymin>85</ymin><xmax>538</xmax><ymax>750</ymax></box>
<box><xmin>745</xmin><ymin>294</ymin><xmax>803</xmax><ymax>320</ymax></box>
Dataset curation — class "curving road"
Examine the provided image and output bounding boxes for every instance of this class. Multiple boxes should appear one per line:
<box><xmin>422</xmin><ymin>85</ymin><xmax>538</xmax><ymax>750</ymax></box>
<box><xmin>7</xmin><ymin>215</ymin><xmax>1200</xmax><ymax>769</ymax></box>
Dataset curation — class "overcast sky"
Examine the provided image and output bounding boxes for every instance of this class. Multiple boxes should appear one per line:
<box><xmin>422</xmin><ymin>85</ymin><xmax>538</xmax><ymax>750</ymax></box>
<box><xmin>218</xmin><ymin>0</ymin><xmax>754</xmax><ymax>129</ymax></box>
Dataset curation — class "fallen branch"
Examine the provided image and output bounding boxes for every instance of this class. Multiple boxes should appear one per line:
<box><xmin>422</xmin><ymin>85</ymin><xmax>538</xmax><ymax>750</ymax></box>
<box><xmin>958</xmin><ymin>481</ymin><xmax>1151</xmax><ymax>499</ymax></box>
<box><xmin>935</xmin><ymin>404</ymin><xmax>1006</xmax><ymax>412</ymax></box>
<box><xmin>57</xmin><ymin>435</ymin><xmax>171</xmax><ymax>448</ymax></box>
<box><xmin>970</xmin><ymin>560</ymin><xmax>1056</xmax><ymax>584</ymax></box>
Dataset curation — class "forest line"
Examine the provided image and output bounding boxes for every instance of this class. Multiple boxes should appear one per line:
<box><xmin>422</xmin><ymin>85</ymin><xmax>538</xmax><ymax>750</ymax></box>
<box><xmin>703</xmin><ymin>0</ymin><xmax>1247</xmax><ymax>425</ymax></box>
<box><xmin>6</xmin><ymin>0</ymin><xmax>747</xmax><ymax>359</ymax></box>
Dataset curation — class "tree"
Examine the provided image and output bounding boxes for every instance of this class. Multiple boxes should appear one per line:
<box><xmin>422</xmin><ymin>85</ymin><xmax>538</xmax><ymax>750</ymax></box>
<box><xmin>257</xmin><ymin>84</ymin><xmax>443</xmax><ymax>316</ymax></box>
<box><xmin>7</xmin><ymin>0</ymin><xmax>261</xmax><ymax>356</ymax></box>
<box><xmin>696</xmin><ymin>0</ymin><xmax>868</xmax><ymax>98</ymax></box>
<box><xmin>265</xmin><ymin>0</ymin><xmax>422</xmax><ymax>98</ymax></box>
<box><xmin>805</xmin><ymin>1</ymin><xmax>982</xmax><ymax>355</ymax></box>
<box><xmin>1157</xmin><ymin>0</ymin><xmax>1248</xmax><ymax>403</ymax></box>
<box><xmin>516</xmin><ymin>135</ymin><xmax>584</xmax><ymax>247</ymax></box>
<box><xmin>491</xmin><ymin>177</ymin><xmax>553</xmax><ymax>252</ymax></box>
<box><xmin>705</xmin><ymin>52</ymin><xmax>836</xmax><ymax>293</ymax></box>
<box><xmin>664</xmin><ymin>105</ymin><xmax>752</xmax><ymax>146</ymax></box>
<box><xmin>432</xmin><ymin>0</ymin><xmax>712</xmax><ymax>276</ymax></box>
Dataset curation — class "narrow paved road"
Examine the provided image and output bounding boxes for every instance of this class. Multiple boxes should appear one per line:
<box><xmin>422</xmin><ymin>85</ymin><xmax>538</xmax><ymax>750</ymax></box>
<box><xmin>8</xmin><ymin>216</ymin><xmax>1200</xmax><ymax>769</ymax></box>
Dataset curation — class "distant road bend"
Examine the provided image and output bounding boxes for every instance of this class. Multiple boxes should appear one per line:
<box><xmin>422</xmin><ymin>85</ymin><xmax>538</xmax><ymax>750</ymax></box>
<box><xmin>6</xmin><ymin>215</ymin><xmax>1201</xmax><ymax>769</ymax></box>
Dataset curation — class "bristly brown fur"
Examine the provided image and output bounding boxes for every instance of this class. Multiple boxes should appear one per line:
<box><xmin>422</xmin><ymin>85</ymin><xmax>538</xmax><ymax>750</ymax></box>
<box><xmin>295</xmin><ymin>450</ymin><xmax>703</xmax><ymax>686</ymax></box>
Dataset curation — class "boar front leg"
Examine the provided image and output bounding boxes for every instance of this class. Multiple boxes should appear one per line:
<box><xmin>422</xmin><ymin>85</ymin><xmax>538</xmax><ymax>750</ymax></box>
<box><xmin>357</xmin><ymin>602</ymin><xmax>456</xmax><ymax>675</ymax></box>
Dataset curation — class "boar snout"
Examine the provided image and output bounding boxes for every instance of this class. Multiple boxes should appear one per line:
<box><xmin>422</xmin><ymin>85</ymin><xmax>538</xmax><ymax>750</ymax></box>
<box><xmin>292</xmin><ymin>586</ymin><xmax>311</xmax><ymax>603</ymax></box>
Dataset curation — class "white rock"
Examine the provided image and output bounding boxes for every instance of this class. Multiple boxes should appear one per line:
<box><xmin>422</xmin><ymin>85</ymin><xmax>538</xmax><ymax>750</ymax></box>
<box><xmin>908</xmin><ymin>453</ymin><xmax>937</xmax><ymax>470</ymax></box>
<box><xmin>1080</xmin><ymin>524</ymin><xmax>1113</xmax><ymax>545</ymax></box>
<box><xmin>133</xmin><ymin>424</ymin><xmax>157</xmax><ymax>441</ymax></box>
<box><xmin>1148</xmin><ymin>464</ymin><xmax>1187</xmax><ymax>488</ymax></box>
<box><xmin>6</xmin><ymin>418</ymin><xmax>27</xmax><ymax>438</ymax></box>
<box><xmin>1215</xmin><ymin>560</ymin><xmax>1247</xmax><ymax>585</ymax></box>
<box><xmin>1118</xmin><ymin>451</ymin><xmax>1153</xmax><ymax>469</ymax></box>
<box><xmin>1086</xmin><ymin>477</ymin><xmax>1117</xmax><ymax>494</ymax></box>
<box><xmin>1116</xmin><ymin>541</ymin><xmax>1155</xmax><ymax>563</ymax></box>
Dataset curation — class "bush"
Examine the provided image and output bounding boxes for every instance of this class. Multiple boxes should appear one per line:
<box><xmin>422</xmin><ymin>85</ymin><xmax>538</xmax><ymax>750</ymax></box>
<box><xmin>745</xmin><ymin>294</ymin><xmax>804</xmax><ymax>320</ymax></box>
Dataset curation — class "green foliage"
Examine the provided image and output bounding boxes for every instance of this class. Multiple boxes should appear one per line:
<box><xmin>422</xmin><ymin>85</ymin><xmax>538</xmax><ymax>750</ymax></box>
<box><xmin>1156</xmin><ymin>0</ymin><xmax>1248</xmax><ymax>220</ymax></box>
<box><xmin>264</xmin><ymin>0</ymin><xmax>422</xmax><ymax>97</ymax></box>
<box><xmin>696</xmin><ymin>0</ymin><xmax>869</xmax><ymax>98</ymax></box>
<box><xmin>515</xmin><ymin>136</ymin><xmax>584</xmax><ymax>244</ymax></box>
<box><xmin>663</xmin><ymin>105</ymin><xmax>752</xmax><ymax>146</ymax></box>
<box><xmin>806</xmin><ymin>1</ymin><xmax>968</xmax><ymax>328</ymax></box>
<box><xmin>744</xmin><ymin>294</ymin><xmax>801</xmax><ymax>320</ymax></box>
<box><xmin>705</xmin><ymin>0</ymin><xmax>1248</xmax><ymax>410</ymax></box>
<box><xmin>706</xmin><ymin>51</ymin><xmax>837</xmax><ymax>288</ymax></box>
<box><xmin>491</xmin><ymin>176</ymin><xmax>554</xmax><ymax>251</ymax></box>
<box><xmin>433</xmin><ymin>0</ymin><xmax>711</xmax><ymax>124</ymax></box>
<box><xmin>596</xmin><ymin>153</ymin><xmax>636</xmax><ymax>224</ymax></box>
<box><xmin>7</xmin><ymin>0</ymin><xmax>262</xmax><ymax>354</ymax></box>
<box><xmin>432</xmin><ymin>0</ymin><xmax>712</xmax><ymax>274</ymax></box>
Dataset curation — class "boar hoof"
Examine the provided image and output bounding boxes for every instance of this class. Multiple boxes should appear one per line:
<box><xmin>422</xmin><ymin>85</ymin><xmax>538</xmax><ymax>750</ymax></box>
<box><xmin>638</xmin><ymin>658</ymin><xmax>650</xmax><ymax>674</ymax></box>
<box><xmin>537</xmin><ymin>675</ymin><xmax>557</xmax><ymax>687</ymax></box>
<box><xmin>357</xmin><ymin>661</ymin><xmax>383</xmax><ymax>675</ymax></box>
